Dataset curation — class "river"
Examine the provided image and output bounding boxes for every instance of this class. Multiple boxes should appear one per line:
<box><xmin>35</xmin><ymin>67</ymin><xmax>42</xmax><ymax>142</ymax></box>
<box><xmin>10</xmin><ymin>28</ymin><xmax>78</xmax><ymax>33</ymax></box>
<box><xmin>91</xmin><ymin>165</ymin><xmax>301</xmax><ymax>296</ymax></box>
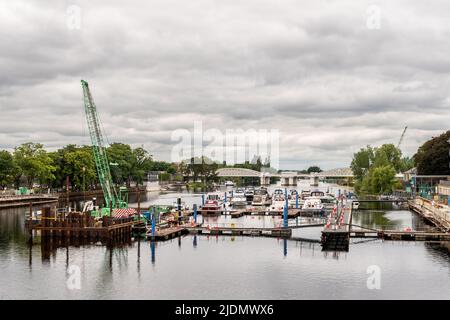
<box><xmin>0</xmin><ymin>182</ymin><xmax>449</xmax><ymax>299</ymax></box>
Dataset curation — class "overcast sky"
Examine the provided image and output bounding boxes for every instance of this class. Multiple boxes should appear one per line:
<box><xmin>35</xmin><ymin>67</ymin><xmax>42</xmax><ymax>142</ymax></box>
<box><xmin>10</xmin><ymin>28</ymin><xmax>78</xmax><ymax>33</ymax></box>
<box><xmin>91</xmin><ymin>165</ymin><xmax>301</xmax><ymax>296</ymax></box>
<box><xmin>1</xmin><ymin>0</ymin><xmax>450</xmax><ymax>170</ymax></box>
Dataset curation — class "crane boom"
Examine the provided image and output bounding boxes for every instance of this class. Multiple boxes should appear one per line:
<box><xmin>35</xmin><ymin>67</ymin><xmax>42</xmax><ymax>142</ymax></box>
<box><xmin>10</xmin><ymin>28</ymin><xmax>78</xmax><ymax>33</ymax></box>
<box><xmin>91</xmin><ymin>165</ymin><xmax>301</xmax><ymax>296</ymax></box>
<box><xmin>397</xmin><ymin>126</ymin><xmax>408</xmax><ymax>149</ymax></box>
<box><xmin>81</xmin><ymin>80</ymin><xmax>118</xmax><ymax>213</ymax></box>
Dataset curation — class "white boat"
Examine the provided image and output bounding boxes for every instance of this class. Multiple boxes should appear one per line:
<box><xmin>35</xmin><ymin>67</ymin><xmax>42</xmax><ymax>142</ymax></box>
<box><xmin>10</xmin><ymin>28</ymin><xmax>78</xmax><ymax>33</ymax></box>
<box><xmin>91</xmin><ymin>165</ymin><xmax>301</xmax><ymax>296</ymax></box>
<box><xmin>269</xmin><ymin>194</ymin><xmax>287</xmax><ymax>213</ymax></box>
<box><xmin>349</xmin><ymin>195</ymin><xmax>360</xmax><ymax>210</ymax></box>
<box><xmin>301</xmin><ymin>197</ymin><xmax>325</xmax><ymax>216</ymax></box>
<box><xmin>231</xmin><ymin>189</ymin><xmax>247</xmax><ymax>207</ymax></box>
<box><xmin>288</xmin><ymin>189</ymin><xmax>299</xmax><ymax>208</ymax></box>
<box><xmin>252</xmin><ymin>188</ymin><xmax>271</xmax><ymax>206</ymax></box>
<box><xmin>225</xmin><ymin>180</ymin><xmax>235</xmax><ymax>187</ymax></box>
<box><xmin>244</xmin><ymin>187</ymin><xmax>255</xmax><ymax>203</ymax></box>
<box><xmin>319</xmin><ymin>194</ymin><xmax>337</xmax><ymax>211</ymax></box>
<box><xmin>297</xmin><ymin>190</ymin><xmax>311</xmax><ymax>208</ymax></box>
<box><xmin>203</xmin><ymin>192</ymin><xmax>224</xmax><ymax>211</ymax></box>
<box><xmin>310</xmin><ymin>190</ymin><xmax>325</xmax><ymax>197</ymax></box>
<box><xmin>272</xmin><ymin>189</ymin><xmax>284</xmax><ymax>196</ymax></box>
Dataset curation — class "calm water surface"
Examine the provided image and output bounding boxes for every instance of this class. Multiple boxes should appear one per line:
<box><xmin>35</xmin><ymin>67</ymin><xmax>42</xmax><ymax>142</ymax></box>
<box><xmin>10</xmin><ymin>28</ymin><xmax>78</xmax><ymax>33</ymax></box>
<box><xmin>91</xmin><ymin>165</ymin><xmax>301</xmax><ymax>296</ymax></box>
<box><xmin>0</xmin><ymin>183</ymin><xmax>449</xmax><ymax>299</ymax></box>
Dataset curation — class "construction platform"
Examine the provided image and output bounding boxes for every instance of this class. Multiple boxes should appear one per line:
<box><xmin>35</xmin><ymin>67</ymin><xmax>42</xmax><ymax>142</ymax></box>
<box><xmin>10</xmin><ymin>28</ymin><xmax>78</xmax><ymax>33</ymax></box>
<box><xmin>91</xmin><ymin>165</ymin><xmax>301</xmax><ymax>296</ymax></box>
<box><xmin>26</xmin><ymin>206</ymin><xmax>135</xmax><ymax>244</ymax></box>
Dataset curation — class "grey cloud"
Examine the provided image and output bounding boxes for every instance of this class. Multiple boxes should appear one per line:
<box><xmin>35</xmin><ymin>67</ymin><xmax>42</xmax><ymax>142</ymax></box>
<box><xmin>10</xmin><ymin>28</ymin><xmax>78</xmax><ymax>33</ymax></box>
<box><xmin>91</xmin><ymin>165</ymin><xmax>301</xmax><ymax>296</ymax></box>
<box><xmin>1</xmin><ymin>0</ymin><xmax>450</xmax><ymax>169</ymax></box>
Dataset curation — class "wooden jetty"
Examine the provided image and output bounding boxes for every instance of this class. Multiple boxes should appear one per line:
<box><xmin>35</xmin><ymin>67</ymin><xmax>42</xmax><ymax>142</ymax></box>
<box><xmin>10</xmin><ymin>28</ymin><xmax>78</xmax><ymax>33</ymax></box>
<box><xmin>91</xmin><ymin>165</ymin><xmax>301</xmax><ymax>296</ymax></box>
<box><xmin>150</xmin><ymin>226</ymin><xmax>189</xmax><ymax>241</ymax></box>
<box><xmin>349</xmin><ymin>229</ymin><xmax>450</xmax><ymax>241</ymax></box>
<box><xmin>358</xmin><ymin>199</ymin><xmax>409</xmax><ymax>203</ymax></box>
<box><xmin>198</xmin><ymin>208</ymin><xmax>224</xmax><ymax>215</ymax></box>
<box><xmin>186</xmin><ymin>225</ymin><xmax>292</xmax><ymax>238</ymax></box>
<box><xmin>321</xmin><ymin>204</ymin><xmax>352</xmax><ymax>251</ymax></box>
<box><xmin>146</xmin><ymin>221</ymin><xmax>201</xmax><ymax>241</ymax></box>
<box><xmin>408</xmin><ymin>197</ymin><xmax>450</xmax><ymax>231</ymax></box>
<box><xmin>0</xmin><ymin>195</ymin><xmax>58</xmax><ymax>209</ymax></box>
<box><xmin>225</xmin><ymin>208</ymin><xmax>304</xmax><ymax>218</ymax></box>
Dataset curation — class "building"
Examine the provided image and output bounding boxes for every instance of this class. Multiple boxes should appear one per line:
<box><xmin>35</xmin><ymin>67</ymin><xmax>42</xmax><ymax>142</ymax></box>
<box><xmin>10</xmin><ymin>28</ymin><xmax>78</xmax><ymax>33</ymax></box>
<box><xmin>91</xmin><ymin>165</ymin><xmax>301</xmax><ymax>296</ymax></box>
<box><xmin>437</xmin><ymin>180</ymin><xmax>450</xmax><ymax>205</ymax></box>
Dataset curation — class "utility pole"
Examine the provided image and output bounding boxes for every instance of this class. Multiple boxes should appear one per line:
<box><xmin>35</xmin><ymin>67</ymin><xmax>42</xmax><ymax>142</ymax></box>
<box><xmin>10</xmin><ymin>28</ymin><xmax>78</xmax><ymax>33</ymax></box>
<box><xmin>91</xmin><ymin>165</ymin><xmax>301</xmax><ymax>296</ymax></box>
<box><xmin>66</xmin><ymin>176</ymin><xmax>70</xmax><ymax>212</ymax></box>
<box><xmin>82</xmin><ymin>166</ymin><xmax>86</xmax><ymax>203</ymax></box>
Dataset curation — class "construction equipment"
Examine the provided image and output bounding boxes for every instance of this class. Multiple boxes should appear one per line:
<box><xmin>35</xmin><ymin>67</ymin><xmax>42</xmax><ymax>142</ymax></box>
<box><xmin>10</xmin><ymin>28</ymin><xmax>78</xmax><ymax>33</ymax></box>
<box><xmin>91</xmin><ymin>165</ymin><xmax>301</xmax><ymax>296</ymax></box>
<box><xmin>81</xmin><ymin>80</ymin><xmax>128</xmax><ymax>217</ymax></box>
<box><xmin>397</xmin><ymin>126</ymin><xmax>408</xmax><ymax>149</ymax></box>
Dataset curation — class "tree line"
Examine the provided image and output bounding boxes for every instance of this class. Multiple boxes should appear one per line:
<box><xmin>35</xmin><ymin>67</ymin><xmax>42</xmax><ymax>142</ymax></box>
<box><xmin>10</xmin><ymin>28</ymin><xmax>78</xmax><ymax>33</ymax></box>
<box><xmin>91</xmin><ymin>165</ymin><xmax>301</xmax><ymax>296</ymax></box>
<box><xmin>0</xmin><ymin>142</ymin><xmax>176</xmax><ymax>191</ymax></box>
<box><xmin>351</xmin><ymin>130</ymin><xmax>450</xmax><ymax>195</ymax></box>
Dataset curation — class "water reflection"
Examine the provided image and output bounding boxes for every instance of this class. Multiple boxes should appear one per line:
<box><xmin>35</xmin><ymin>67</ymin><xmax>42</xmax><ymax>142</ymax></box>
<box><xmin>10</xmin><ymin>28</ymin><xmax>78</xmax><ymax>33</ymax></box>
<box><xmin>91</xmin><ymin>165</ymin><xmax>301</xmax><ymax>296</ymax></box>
<box><xmin>1</xmin><ymin>185</ymin><xmax>450</xmax><ymax>299</ymax></box>
<box><xmin>352</xmin><ymin>210</ymin><xmax>435</xmax><ymax>231</ymax></box>
<box><xmin>150</xmin><ymin>241</ymin><xmax>155</xmax><ymax>265</ymax></box>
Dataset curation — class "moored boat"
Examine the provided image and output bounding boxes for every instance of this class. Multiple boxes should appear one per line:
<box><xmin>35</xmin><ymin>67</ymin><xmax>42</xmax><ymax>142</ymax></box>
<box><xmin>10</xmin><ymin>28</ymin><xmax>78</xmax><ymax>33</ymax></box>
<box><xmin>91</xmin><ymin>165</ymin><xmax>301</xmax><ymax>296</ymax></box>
<box><xmin>252</xmin><ymin>187</ymin><xmax>271</xmax><ymax>206</ymax></box>
<box><xmin>202</xmin><ymin>192</ymin><xmax>224</xmax><ymax>212</ymax></box>
<box><xmin>269</xmin><ymin>194</ymin><xmax>286</xmax><ymax>213</ymax></box>
<box><xmin>244</xmin><ymin>187</ymin><xmax>255</xmax><ymax>204</ymax></box>
<box><xmin>300</xmin><ymin>197</ymin><xmax>325</xmax><ymax>216</ymax></box>
<box><xmin>225</xmin><ymin>180</ymin><xmax>235</xmax><ymax>187</ymax></box>
<box><xmin>288</xmin><ymin>189</ymin><xmax>299</xmax><ymax>208</ymax></box>
<box><xmin>231</xmin><ymin>188</ymin><xmax>247</xmax><ymax>207</ymax></box>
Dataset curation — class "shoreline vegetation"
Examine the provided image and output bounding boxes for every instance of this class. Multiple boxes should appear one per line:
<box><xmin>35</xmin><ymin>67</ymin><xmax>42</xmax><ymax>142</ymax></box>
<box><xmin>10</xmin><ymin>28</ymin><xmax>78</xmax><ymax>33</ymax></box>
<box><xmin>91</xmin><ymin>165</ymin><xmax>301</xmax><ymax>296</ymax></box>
<box><xmin>0</xmin><ymin>130</ymin><xmax>448</xmax><ymax>196</ymax></box>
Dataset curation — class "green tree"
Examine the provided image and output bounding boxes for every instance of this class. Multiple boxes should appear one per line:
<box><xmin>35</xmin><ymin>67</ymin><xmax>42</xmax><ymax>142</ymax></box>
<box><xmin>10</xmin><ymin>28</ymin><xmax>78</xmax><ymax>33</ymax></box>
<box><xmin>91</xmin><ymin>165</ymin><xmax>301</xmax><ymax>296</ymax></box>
<box><xmin>107</xmin><ymin>143</ymin><xmax>134</xmax><ymax>186</ymax></box>
<box><xmin>351</xmin><ymin>144</ymin><xmax>407</xmax><ymax>195</ymax></box>
<box><xmin>0</xmin><ymin>150</ymin><xmax>15</xmax><ymax>188</ymax></box>
<box><xmin>13</xmin><ymin>142</ymin><xmax>56</xmax><ymax>188</ymax></box>
<box><xmin>365</xmin><ymin>165</ymin><xmax>400</xmax><ymax>194</ymax></box>
<box><xmin>184</xmin><ymin>156</ymin><xmax>218</xmax><ymax>184</ymax></box>
<box><xmin>373</xmin><ymin>144</ymin><xmax>402</xmax><ymax>171</ymax></box>
<box><xmin>307</xmin><ymin>166</ymin><xmax>322</xmax><ymax>173</ymax></box>
<box><xmin>351</xmin><ymin>146</ymin><xmax>375</xmax><ymax>182</ymax></box>
<box><xmin>399</xmin><ymin>156</ymin><xmax>415</xmax><ymax>173</ymax></box>
<box><xmin>64</xmin><ymin>148</ymin><xmax>96</xmax><ymax>189</ymax></box>
<box><xmin>414</xmin><ymin>130</ymin><xmax>450</xmax><ymax>175</ymax></box>
<box><xmin>130</xmin><ymin>147</ymin><xmax>154</xmax><ymax>185</ymax></box>
<box><xmin>49</xmin><ymin>145</ymin><xmax>97</xmax><ymax>190</ymax></box>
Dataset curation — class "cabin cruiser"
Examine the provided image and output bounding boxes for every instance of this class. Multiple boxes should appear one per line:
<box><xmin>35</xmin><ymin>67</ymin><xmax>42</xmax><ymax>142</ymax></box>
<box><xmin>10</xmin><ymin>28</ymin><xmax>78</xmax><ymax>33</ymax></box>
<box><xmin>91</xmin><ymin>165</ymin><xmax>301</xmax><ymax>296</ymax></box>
<box><xmin>288</xmin><ymin>189</ymin><xmax>299</xmax><ymax>208</ymax></box>
<box><xmin>349</xmin><ymin>195</ymin><xmax>360</xmax><ymax>210</ymax></box>
<box><xmin>270</xmin><ymin>194</ymin><xmax>286</xmax><ymax>213</ymax></box>
<box><xmin>307</xmin><ymin>190</ymin><xmax>337</xmax><ymax>211</ymax></box>
<box><xmin>203</xmin><ymin>192</ymin><xmax>224</xmax><ymax>211</ymax></box>
<box><xmin>319</xmin><ymin>195</ymin><xmax>337</xmax><ymax>211</ymax></box>
<box><xmin>301</xmin><ymin>197</ymin><xmax>325</xmax><ymax>216</ymax></box>
<box><xmin>244</xmin><ymin>187</ymin><xmax>255</xmax><ymax>204</ymax></box>
<box><xmin>310</xmin><ymin>190</ymin><xmax>325</xmax><ymax>197</ymax></box>
<box><xmin>297</xmin><ymin>190</ymin><xmax>311</xmax><ymax>207</ymax></box>
<box><xmin>252</xmin><ymin>187</ymin><xmax>271</xmax><ymax>206</ymax></box>
<box><xmin>231</xmin><ymin>188</ymin><xmax>247</xmax><ymax>207</ymax></box>
<box><xmin>273</xmin><ymin>188</ymin><xmax>284</xmax><ymax>196</ymax></box>
<box><xmin>225</xmin><ymin>180</ymin><xmax>235</xmax><ymax>187</ymax></box>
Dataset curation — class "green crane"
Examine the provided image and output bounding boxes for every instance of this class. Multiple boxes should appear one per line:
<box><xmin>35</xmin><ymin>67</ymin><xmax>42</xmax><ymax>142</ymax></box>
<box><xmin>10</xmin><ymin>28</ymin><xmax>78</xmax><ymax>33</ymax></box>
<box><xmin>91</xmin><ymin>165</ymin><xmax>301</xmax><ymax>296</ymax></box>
<box><xmin>397</xmin><ymin>126</ymin><xmax>408</xmax><ymax>150</ymax></box>
<box><xmin>81</xmin><ymin>80</ymin><xmax>128</xmax><ymax>216</ymax></box>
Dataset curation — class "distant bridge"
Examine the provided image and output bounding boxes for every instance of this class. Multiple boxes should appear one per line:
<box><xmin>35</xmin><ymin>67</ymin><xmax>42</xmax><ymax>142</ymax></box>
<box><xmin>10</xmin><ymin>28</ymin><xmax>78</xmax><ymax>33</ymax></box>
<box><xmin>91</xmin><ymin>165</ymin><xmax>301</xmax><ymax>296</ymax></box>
<box><xmin>216</xmin><ymin>167</ymin><xmax>353</xmax><ymax>186</ymax></box>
